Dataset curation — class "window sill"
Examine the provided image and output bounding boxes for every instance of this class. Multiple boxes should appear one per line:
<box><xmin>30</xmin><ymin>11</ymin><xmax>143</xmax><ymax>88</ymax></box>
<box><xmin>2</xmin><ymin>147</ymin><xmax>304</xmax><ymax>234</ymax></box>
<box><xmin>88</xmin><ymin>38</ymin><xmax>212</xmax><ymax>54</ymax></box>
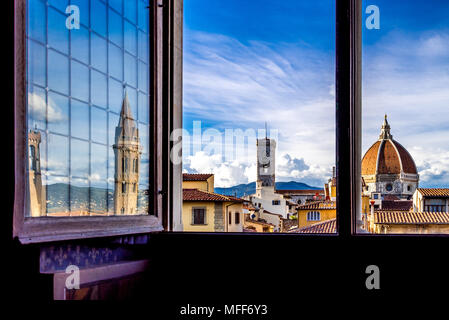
<box><xmin>17</xmin><ymin>215</ymin><xmax>163</xmax><ymax>244</ymax></box>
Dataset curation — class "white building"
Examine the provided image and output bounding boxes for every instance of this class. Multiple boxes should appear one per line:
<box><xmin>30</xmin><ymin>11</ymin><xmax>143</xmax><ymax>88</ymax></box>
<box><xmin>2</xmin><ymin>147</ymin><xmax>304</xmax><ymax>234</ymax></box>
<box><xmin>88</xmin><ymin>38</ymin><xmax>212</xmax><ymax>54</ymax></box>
<box><xmin>247</xmin><ymin>136</ymin><xmax>294</xmax><ymax>219</ymax></box>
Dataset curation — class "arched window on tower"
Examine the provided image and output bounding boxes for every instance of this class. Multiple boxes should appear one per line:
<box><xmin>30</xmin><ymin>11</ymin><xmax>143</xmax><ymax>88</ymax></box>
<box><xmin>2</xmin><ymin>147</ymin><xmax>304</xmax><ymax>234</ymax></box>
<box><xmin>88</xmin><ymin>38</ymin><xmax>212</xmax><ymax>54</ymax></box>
<box><xmin>122</xmin><ymin>182</ymin><xmax>127</xmax><ymax>193</ymax></box>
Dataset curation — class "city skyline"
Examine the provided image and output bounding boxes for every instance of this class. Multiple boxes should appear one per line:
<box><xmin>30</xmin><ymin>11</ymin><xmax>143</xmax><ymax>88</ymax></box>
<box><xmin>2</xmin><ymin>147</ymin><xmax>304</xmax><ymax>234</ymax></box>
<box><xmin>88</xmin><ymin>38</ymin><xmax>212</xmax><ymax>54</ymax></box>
<box><xmin>182</xmin><ymin>0</ymin><xmax>449</xmax><ymax>189</ymax></box>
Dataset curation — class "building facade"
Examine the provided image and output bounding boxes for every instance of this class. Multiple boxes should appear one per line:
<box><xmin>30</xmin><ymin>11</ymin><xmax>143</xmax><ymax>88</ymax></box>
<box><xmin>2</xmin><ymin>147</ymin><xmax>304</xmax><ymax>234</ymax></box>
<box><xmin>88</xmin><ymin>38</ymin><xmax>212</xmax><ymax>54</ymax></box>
<box><xmin>362</xmin><ymin>115</ymin><xmax>419</xmax><ymax>200</ymax></box>
<box><xmin>28</xmin><ymin>129</ymin><xmax>46</xmax><ymax>217</ymax></box>
<box><xmin>182</xmin><ymin>174</ymin><xmax>244</xmax><ymax>232</ymax></box>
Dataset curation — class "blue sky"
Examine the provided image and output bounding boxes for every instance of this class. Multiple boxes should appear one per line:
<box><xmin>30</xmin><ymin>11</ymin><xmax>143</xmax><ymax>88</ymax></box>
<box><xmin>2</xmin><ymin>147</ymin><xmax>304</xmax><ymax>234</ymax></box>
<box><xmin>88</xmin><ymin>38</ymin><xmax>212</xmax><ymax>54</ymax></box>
<box><xmin>183</xmin><ymin>0</ymin><xmax>449</xmax><ymax>188</ymax></box>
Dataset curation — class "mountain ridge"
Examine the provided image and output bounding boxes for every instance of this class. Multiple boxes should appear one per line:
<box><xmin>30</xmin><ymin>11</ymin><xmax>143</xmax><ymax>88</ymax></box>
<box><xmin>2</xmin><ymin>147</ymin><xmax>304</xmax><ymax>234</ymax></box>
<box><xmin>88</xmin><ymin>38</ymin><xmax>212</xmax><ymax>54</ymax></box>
<box><xmin>214</xmin><ymin>181</ymin><xmax>321</xmax><ymax>198</ymax></box>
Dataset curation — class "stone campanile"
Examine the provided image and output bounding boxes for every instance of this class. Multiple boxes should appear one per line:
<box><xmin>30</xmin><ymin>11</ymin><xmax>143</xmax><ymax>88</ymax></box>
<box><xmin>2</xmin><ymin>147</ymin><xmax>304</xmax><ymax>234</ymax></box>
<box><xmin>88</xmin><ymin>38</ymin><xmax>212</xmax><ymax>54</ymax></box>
<box><xmin>28</xmin><ymin>129</ymin><xmax>46</xmax><ymax>217</ymax></box>
<box><xmin>256</xmin><ymin>135</ymin><xmax>276</xmax><ymax>191</ymax></box>
<box><xmin>113</xmin><ymin>91</ymin><xmax>142</xmax><ymax>215</ymax></box>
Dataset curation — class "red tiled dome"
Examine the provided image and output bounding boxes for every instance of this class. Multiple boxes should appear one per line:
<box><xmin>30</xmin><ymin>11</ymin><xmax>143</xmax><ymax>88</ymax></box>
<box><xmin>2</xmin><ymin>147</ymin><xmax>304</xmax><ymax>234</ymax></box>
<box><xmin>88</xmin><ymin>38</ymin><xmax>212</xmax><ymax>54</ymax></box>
<box><xmin>362</xmin><ymin>139</ymin><xmax>417</xmax><ymax>175</ymax></box>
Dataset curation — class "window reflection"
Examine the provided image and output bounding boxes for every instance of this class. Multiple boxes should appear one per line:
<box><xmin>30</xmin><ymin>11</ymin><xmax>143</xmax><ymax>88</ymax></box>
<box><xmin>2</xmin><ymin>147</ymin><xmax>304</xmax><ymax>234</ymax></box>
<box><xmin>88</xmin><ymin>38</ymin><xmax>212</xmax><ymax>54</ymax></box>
<box><xmin>26</xmin><ymin>0</ymin><xmax>150</xmax><ymax>217</ymax></box>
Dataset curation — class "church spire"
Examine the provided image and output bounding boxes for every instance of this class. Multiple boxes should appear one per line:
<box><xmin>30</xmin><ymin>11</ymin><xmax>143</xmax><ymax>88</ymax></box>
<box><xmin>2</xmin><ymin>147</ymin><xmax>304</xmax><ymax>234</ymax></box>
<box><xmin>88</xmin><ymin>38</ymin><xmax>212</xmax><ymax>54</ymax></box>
<box><xmin>379</xmin><ymin>114</ymin><xmax>393</xmax><ymax>140</ymax></box>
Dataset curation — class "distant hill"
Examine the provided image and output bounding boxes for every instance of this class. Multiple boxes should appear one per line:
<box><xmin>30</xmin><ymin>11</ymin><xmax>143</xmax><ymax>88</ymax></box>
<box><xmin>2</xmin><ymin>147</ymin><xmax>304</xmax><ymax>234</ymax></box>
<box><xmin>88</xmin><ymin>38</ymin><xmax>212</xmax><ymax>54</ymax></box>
<box><xmin>45</xmin><ymin>183</ymin><xmax>148</xmax><ymax>213</ymax></box>
<box><xmin>214</xmin><ymin>181</ymin><xmax>321</xmax><ymax>198</ymax></box>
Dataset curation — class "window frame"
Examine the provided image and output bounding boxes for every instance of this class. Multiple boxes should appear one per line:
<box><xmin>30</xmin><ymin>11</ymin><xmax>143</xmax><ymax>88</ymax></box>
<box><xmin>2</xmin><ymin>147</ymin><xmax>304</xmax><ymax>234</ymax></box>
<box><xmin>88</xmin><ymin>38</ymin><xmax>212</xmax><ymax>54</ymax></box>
<box><xmin>13</xmin><ymin>0</ymin><xmax>178</xmax><ymax>243</ymax></box>
<box><xmin>191</xmin><ymin>207</ymin><xmax>206</xmax><ymax>225</ymax></box>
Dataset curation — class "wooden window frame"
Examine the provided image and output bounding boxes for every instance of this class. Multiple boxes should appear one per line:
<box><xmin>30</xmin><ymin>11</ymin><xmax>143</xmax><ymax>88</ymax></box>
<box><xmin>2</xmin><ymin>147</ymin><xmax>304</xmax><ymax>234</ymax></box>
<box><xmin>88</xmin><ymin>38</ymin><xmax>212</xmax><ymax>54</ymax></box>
<box><xmin>191</xmin><ymin>207</ymin><xmax>206</xmax><ymax>225</ymax></box>
<box><xmin>13</xmin><ymin>0</ymin><xmax>182</xmax><ymax>243</ymax></box>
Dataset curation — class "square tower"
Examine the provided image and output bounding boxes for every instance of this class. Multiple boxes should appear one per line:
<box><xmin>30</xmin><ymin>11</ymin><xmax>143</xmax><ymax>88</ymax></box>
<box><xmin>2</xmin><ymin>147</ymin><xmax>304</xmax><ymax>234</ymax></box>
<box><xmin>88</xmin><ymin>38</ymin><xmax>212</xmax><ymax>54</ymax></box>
<box><xmin>256</xmin><ymin>138</ymin><xmax>276</xmax><ymax>190</ymax></box>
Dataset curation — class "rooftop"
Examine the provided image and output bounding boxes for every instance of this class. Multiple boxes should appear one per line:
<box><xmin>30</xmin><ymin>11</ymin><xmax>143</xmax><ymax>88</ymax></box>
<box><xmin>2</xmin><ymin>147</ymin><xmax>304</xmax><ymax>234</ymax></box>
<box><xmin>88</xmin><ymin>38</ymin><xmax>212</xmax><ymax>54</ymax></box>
<box><xmin>288</xmin><ymin>219</ymin><xmax>336</xmax><ymax>234</ymax></box>
<box><xmin>183</xmin><ymin>188</ymin><xmax>243</xmax><ymax>202</ymax></box>
<box><xmin>417</xmin><ymin>188</ymin><xmax>449</xmax><ymax>197</ymax></box>
<box><xmin>374</xmin><ymin>211</ymin><xmax>449</xmax><ymax>225</ymax></box>
<box><xmin>183</xmin><ymin>173</ymin><xmax>214</xmax><ymax>181</ymax></box>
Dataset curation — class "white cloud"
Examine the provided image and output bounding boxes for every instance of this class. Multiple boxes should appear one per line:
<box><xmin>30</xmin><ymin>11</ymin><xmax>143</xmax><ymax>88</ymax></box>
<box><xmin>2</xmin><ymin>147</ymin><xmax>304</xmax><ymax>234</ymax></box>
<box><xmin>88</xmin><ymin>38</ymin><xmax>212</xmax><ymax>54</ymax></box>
<box><xmin>184</xmin><ymin>150</ymin><xmax>328</xmax><ymax>188</ymax></box>
<box><xmin>363</xmin><ymin>30</ymin><xmax>449</xmax><ymax>187</ymax></box>
<box><xmin>28</xmin><ymin>92</ymin><xmax>66</xmax><ymax>123</ymax></box>
<box><xmin>183</xmin><ymin>31</ymin><xmax>335</xmax><ymax>186</ymax></box>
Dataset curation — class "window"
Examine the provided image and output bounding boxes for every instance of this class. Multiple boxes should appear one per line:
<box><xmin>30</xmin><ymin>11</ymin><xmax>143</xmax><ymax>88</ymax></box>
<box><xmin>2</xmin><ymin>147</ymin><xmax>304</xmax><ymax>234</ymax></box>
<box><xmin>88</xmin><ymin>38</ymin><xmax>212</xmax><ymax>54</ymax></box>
<box><xmin>13</xmin><ymin>0</ymin><xmax>179</xmax><ymax>242</ymax></box>
<box><xmin>192</xmin><ymin>208</ymin><xmax>206</xmax><ymax>225</ymax></box>
<box><xmin>228</xmin><ymin>212</ymin><xmax>232</xmax><ymax>225</ymax></box>
<box><xmin>181</xmin><ymin>0</ymin><xmax>336</xmax><ymax>234</ymax></box>
<box><xmin>356</xmin><ymin>0</ymin><xmax>449</xmax><ymax>235</ymax></box>
<box><xmin>307</xmin><ymin>211</ymin><xmax>320</xmax><ymax>221</ymax></box>
<box><xmin>24</xmin><ymin>0</ymin><xmax>150</xmax><ymax>218</ymax></box>
<box><xmin>235</xmin><ymin>212</ymin><xmax>240</xmax><ymax>225</ymax></box>
<box><xmin>373</xmin><ymin>194</ymin><xmax>378</xmax><ymax>200</ymax></box>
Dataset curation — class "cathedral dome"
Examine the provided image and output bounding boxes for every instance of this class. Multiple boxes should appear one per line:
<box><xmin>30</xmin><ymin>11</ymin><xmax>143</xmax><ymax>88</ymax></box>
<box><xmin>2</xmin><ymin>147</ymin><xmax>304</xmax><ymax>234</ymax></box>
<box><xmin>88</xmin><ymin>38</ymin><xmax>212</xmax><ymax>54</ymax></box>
<box><xmin>362</xmin><ymin>115</ymin><xmax>417</xmax><ymax>176</ymax></box>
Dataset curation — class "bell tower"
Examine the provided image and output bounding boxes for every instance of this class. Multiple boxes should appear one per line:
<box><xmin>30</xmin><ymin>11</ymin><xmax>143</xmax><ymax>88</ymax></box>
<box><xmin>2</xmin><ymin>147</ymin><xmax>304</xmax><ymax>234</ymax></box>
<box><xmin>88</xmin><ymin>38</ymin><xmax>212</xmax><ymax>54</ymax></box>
<box><xmin>28</xmin><ymin>129</ymin><xmax>46</xmax><ymax>217</ymax></box>
<box><xmin>256</xmin><ymin>125</ymin><xmax>276</xmax><ymax>191</ymax></box>
<box><xmin>113</xmin><ymin>90</ymin><xmax>142</xmax><ymax>215</ymax></box>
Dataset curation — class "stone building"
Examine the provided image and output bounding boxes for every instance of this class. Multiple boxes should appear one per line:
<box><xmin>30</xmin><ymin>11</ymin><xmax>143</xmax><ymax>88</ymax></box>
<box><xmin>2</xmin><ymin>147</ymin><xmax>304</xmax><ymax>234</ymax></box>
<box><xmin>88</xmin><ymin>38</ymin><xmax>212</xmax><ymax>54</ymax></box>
<box><xmin>113</xmin><ymin>91</ymin><xmax>142</xmax><ymax>215</ymax></box>
<box><xmin>28</xmin><ymin>129</ymin><xmax>46</xmax><ymax>217</ymax></box>
<box><xmin>361</xmin><ymin>115</ymin><xmax>419</xmax><ymax>200</ymax></box>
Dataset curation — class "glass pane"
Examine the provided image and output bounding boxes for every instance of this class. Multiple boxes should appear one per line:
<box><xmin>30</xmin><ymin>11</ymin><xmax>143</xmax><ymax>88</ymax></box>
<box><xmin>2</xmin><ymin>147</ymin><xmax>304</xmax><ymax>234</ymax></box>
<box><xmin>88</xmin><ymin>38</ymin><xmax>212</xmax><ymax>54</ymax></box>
<box><xmin>27</xmin><ymin>40</ymin><xmax>46</xmax><ymax>87</ymax></box>
<box><xmin>26</xmin><ymin>0</ymin><xmax>151</xmax><ymax>217</ymax></box>
<box><xmin>91</xmin><ymin>107</ymin><xmax>108</xmax><ymax>144</ymax></box>
<box><xmin>28</xmin><ymin>0</ymin><xmax>46</xmax><ymax>43</ymax></box>
<box><xmin>28</xmin><ymin>85</ymin><xmax>47</xmax><ymax>131</ymax></box>
<box><xmin>91</xmin><ymin>33</ymin><xmax>107</xmax><ymax>73</ymax></box>
<box><xmin>124</xmin><ymin>53</ymin><xmax>137</xmax><ymax>87</ymax></box>
<box><xmin>124</xmin><ymin>0</ymin><xmax>137</xmax><ymax>24</ymax></box>
<box><xmin>91</xmin><ymin>0</ymin><xmax>107</xmax><ymax>37</ymax></box>
<box><xmin>71</xmin><ymin>25</ymin><xmax>89</xmax><ymax>64</ymax></box>
<box><xmin>138</xmin><ymin>60</ymin><xmax>148</xmax><ymax>93</ymax></box>
<box><xmin>48</xmin><ymin>6</ymin><xmax>69</xmax><ymax>54</ymax></box>
<box><xmin>91</xmin><ymin>70</ymin><xmax>107</xmax><ymax>108</ymax></box>
<box><xmin>108</xmin><ymin>43</ymin><xmax>123</xmax><ymax>80</ymax></box>
<box><xmin>71</xmin><ymin>138</ymin><xmax>90</xmax><ymax>178</ymax></box>
<box><xmin>138</xmin><ymin>92</ymin><xmax>149</xmax><ymax>124</ymax></box>
<box><xmin>47</xmin><ymin>92</ymin><xmax>69</xmax><ymax>135</ymax></box>
<box><xmin>138</xmin><ymin>0</ymin><xmax>149</xmax><ymax>32</ymax></box>
<box><xmin>71</xmin><ymin>60</ymin><xmax>89</xmax><ymax>102</ymax></box>
<box><xmin>109</xmin><ymin>78</ymin><xmax>124</xmax><ymax>113</ymax></box>
<box><xmin>109</xmin><ymin>0</ymin><xmax>123</xmax><ymax>14</ymax></box>
<box><xmin>108</xmin><ymin>8</ymin><xmax>123</xmax><ymax>47</ymax></box>
<box><xmin>48</xmin><ymin>49</ymin><xmax>69</xmax><ymax>95</ymax></box>
<box><xmin>360</xmin><ymin>0</ymin><xmax>449</xmax><ymax>234</ymax></box>
<box><xmin>182</xmin><ymin>0</ymin><xmax>336</xmax><ymax>233</ymax></box>
<box><xmin>124</xmin><ymin>21</ymin><xmax>137</xmax><ymax>56</ymax></box>
<box><xmin>71</xmin><ymin>100</ymin><xmax>89</xmax><ymax>140</ymax></box>
<box><xmin>70</xmin><ymin>0</ymin><xmax>89</xmax><ymax>27</ymax></box>
<box><xmin>138</xmin><ymin>29</ymin><xmax>148</xmax><ymax>63</ymax></box>
<box><xmin>48</xmin><ymin>0</ymin><xmax>68</xmax><ymax>12</ymax></box>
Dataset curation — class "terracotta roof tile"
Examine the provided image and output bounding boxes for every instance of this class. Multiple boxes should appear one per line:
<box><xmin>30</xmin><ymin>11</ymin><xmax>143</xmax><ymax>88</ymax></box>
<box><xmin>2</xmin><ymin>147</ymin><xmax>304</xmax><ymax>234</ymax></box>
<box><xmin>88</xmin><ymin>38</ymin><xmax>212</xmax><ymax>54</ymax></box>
<box><xmin>417</xmin><ymin>188</ymin><xmax>449</xmax><ymax>197</ymax></box>
<box><xmin>362</xmin><ymin>141</ymin><xmax>381</xmax><ymax>175</ymax></box>
<box><xmin>378</xmin><ymin>140</ymin><xmax>402</xmax><ymax>174</ymax></box>
<box><xmin>394</xmin><ymin>140</ymin><xmax>417</xmax><ymax>174</ymax></box>
<box><xmin>361</xmin><ymin>139</ymin><xmax>417</xmax><ymax>175</ymax></box>
<box><xmin>379</xmin><ymin>200</ymin><xmax>412</xmax><ymax>211</ymax></box>
<box><xmin>183</xmin><ymin>173</ymin><xmax>213</xmax><ymax>181</ymax></box>
<box><xmin>297</xmin><ymin>200</ymin><xmax>336</xmax><ymax>210</ymax></box>
<box><xmin>288</xmin><ymin>219</ymin><xmax>336</xmax><ymax>234</ymax></box>
<box><xmin>183</xmin><ymin>188</ymin><xmax>243</xmax><ymax>202</ymax></box>
<box><xmin>374</xmin><ymin>211</ymin><xmax>449</xmax><ymax>224</ymax></box>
